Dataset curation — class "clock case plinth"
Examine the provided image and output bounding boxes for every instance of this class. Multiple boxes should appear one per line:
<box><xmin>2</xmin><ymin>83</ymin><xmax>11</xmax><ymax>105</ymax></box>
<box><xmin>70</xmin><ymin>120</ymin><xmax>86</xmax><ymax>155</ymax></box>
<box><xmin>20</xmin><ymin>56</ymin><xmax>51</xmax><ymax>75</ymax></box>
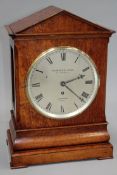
<box><xmin>6</xmin><ymin>6</ymin><xmax>115</xmax><ymax>168</ymax></box>
<box><xmin>7</xmin><ymin>111</ymin><xmax>113</xmax><ymax>168</ymax></box>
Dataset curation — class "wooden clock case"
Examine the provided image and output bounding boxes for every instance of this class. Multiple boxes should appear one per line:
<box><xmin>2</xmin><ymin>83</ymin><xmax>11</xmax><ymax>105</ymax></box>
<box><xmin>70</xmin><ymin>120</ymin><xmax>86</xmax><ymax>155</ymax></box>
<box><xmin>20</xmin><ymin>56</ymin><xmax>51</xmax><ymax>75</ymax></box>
<box><xmin>6</xmin><ymin>6</ymin><xmax>115</xmax><ymax>168</ymax></box>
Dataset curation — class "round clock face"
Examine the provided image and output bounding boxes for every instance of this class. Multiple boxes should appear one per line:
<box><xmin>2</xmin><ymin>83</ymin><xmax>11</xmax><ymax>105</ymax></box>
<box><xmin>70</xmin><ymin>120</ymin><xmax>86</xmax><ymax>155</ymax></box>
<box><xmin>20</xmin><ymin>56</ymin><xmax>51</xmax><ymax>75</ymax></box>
<box><xmin>26</xmin><ymin>46</ymin><xmax>99</xmax><ymax>119</ymax></box>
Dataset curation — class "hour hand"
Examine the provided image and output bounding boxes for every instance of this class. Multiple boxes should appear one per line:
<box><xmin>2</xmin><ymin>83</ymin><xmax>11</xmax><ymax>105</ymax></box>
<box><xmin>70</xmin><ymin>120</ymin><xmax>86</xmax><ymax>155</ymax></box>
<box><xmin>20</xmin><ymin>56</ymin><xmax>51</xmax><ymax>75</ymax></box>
<box><xmin>64</xmin><ymin>74</ymin><xmax>85</xmax><ymax>84</ymax></box>
<box><xmin>65</xmin><ymin>77</ymin><xmax>79</xmax><ymax>84</ymax></box>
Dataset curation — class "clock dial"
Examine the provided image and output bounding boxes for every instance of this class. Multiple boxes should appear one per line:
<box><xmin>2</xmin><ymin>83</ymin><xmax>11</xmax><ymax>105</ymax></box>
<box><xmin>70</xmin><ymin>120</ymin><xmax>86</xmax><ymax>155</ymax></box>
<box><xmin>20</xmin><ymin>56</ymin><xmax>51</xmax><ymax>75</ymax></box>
<box><xmin>26</xmin><ymin>47</ymin><xmax>99</xmax><ymax>119</ymax></box>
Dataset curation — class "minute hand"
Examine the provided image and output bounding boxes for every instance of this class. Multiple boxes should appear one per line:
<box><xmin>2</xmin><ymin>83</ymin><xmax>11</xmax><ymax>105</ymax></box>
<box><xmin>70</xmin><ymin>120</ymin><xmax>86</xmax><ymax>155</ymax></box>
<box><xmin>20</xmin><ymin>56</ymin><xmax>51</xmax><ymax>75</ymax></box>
<box><xmin>64</xmin><ymin>84</ymin><xmax>85</xmax><ymax>103</ymax></box>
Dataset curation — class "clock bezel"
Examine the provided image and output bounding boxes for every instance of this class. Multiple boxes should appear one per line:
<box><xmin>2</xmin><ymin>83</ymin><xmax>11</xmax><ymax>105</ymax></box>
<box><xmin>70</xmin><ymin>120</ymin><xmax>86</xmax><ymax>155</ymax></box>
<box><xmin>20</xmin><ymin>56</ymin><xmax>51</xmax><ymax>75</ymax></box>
<box><xmin>26</xmin><ymin>46</ymin><xmax>100</xmax><ymax>120</ymax></box>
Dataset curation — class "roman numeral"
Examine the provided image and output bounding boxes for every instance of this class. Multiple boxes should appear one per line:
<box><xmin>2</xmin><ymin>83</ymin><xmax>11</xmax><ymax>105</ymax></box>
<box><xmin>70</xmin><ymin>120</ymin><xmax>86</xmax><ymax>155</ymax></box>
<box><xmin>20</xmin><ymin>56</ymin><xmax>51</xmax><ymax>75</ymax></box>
<box><xmin>61</xmin><ymin>105</ymin><xmax>64</xmax><ymax>113</ymax></box>
<box><xmin>74</xmin><ymin>54</ymin><xmax>80</xmax><ymax>63</ymax></box>
<box><xmin>85</xmin><ymin>80</ymin><xmax>93</xmax><ymax>84</ymax></box>
<box><xmin>61</xmin><ymin>53</ymin><xmax>66</xmax><ymax>61</ymax></box>
<box><xmin>35</xmin><ymin>69</ymin><xmax>43</xmax><ymax>73</ymax></box>
<box><xmin>82</xmin><ymin>91</ymin><xmax>89</xmax><ymax>98</ymax></box>
<box><xmin>46</xmin><ymin>102</ymin><xmax>52</xmax><ymax>111</ymax></box>
<box><xmin>74</xmin><ymin>102</ymin><xmax>78</xmax><ymax>109</ymax></box>
<box><xmin>78</xmin><ymin>74</ymin><xmax>85</xmax><ymax>79</ymax></box>
<box><xmin>46</xmin><ymin>57</ymin><xmax>53</xmax><ymax>64</ymax></box>
<box><xmin>35</xmin><ymin>93</ymin><xmax>43</xmax><ymax>102</ymax></box>
<box><xmin>79</xmin><ymin>97</ymin><xmax>86</xmax><ymax>103</ymax></box>
<box><xmin>32</xmin><ymin>83</ymin><xmax>40</xmax><ymax>87</ymax></box>
<box><xmin>82</xmin><ymin>67</ymin><xmax>89</xmax><ymax>72</ymax></box>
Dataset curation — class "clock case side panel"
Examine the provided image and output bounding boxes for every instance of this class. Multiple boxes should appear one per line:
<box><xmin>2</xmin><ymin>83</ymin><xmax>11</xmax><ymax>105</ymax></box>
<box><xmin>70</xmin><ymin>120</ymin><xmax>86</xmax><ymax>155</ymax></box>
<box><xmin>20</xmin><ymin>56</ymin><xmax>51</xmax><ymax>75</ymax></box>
<box><xmin>9</xmin><ymin>37</ymin><xmax>22</xmax><ymax>129</ymax></box>
<box><xmin>9</xmin><ymin>38</ymin><xmax>16</xmax><ymax>117</ymax></box>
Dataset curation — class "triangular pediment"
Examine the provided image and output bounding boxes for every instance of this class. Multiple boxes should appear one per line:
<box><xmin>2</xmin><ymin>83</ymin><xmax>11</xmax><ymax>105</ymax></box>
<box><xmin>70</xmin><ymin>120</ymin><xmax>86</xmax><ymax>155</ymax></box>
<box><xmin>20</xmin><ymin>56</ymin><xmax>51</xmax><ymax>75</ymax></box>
<box><xmin>6</xmin><ymin>6</ymin><xmax>114</xmax><ymax>35</ymax></box>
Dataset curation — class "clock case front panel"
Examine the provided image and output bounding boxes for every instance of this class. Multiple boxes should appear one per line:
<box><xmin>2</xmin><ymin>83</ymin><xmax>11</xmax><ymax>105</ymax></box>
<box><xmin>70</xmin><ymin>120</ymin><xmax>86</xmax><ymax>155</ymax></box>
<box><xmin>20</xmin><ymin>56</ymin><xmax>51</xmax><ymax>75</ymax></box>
<box><xmin>6</xmin><ymin>6</ymin><xmax>114</xmax><ymax>168</ymax></box>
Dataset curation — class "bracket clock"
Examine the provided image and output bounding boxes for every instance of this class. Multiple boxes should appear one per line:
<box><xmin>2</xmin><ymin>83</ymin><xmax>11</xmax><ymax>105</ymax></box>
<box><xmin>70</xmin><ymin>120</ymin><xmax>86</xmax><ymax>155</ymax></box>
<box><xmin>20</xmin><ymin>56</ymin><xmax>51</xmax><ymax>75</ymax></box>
<box><xmin>6</xmin><ymin>6</ymin><xmax>115</xmax><ymax>168</ymax></box>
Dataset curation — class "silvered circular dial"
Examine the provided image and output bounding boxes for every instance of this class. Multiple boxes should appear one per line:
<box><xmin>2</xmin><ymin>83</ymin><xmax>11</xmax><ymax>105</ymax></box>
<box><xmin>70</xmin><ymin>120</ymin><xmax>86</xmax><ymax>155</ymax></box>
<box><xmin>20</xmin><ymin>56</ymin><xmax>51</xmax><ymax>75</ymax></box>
<box><xmin>26</xmin><ymin>46</ymin><xmax>99</xmax><ymax>119</ymax></box>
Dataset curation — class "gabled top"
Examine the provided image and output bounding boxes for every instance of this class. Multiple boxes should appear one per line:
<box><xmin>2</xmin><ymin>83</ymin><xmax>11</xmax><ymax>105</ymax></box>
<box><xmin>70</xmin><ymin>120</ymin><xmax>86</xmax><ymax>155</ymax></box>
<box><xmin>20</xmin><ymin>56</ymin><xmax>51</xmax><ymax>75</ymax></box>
<box><xmin>6</xmin><ymin>6</ymin><xmax>115</xmax><ymax>36</ymax></box>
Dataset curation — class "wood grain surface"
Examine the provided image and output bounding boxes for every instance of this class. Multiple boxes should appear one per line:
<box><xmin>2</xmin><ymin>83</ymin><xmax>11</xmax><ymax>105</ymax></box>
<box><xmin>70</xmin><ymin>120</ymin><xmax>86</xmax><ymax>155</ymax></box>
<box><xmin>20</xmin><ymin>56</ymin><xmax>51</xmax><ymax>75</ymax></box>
<box><xmin>6</xmin><ymin>6</ymin><xmax>114</xmax><ymax>168</ymax></box>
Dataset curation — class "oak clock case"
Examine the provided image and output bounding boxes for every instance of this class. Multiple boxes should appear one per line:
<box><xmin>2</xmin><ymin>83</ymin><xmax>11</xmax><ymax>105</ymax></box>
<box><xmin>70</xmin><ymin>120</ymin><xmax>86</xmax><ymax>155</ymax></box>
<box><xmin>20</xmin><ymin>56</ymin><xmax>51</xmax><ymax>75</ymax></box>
<box><xmin>26</xmin><ymin>46</ymin><xmax>99</xmax><ymax>119</ymax></box>
<box><xmin>6</xmin><ymin>6</ymin><xmax>115</xmax><ymax>168</ymax></box>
